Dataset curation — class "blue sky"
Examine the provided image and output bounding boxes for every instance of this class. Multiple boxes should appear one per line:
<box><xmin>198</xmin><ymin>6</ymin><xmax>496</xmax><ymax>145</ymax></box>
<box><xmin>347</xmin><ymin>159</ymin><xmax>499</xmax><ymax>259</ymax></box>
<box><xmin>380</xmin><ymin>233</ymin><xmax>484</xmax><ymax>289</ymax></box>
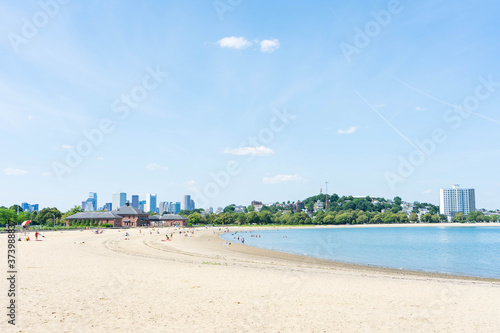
<box><xmin>1</xmin><ymin>0</ymin><xmax>499</xmax><ymax>211</ymax></box>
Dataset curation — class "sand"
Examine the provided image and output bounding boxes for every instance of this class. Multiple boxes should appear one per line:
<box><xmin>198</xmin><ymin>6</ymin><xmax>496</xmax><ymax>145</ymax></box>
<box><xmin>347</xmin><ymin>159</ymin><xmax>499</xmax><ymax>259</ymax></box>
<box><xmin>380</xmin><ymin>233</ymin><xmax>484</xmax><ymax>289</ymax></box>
<box><xmin>1</xmin><ymin>225</ymin><xmax>500</xmax><ymax>333</ymax></box>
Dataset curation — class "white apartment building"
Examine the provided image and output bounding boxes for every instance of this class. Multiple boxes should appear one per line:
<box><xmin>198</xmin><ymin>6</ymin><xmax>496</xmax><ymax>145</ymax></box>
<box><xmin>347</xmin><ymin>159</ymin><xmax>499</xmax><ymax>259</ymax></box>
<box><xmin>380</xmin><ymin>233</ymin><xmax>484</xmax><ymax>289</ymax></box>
<box><xmin>439</xmin><ymin>185</ymin><xmax>476</xmax><ymax>218</ymax></box>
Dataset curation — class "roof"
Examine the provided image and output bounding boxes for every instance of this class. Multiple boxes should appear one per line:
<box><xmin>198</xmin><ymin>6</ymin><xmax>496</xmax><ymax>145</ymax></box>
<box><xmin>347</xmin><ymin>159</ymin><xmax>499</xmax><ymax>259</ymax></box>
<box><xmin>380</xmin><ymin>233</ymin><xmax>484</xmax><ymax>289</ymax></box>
<box><xmin>114</xmin><ymin>205</ymin><xmax>147</xmax><ymax>216</ymax></box>
<box><xmin>149</xmin><ymin>214</ymin><xmax>188</xmax><ymax>221</ymax></box>
<box><xmin>65</xmin><ymin>211</ymin><xmax>121</xmax><ymax>220</ymax></box>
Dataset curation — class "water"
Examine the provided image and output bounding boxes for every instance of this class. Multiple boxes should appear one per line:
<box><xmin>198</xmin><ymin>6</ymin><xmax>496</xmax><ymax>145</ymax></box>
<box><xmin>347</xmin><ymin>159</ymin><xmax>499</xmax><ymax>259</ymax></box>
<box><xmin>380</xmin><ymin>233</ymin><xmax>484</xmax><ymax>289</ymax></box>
<box><xmin>220</xmin><ymin>226</ymin><xmax>500</xmax><ymax>279</ymax></box>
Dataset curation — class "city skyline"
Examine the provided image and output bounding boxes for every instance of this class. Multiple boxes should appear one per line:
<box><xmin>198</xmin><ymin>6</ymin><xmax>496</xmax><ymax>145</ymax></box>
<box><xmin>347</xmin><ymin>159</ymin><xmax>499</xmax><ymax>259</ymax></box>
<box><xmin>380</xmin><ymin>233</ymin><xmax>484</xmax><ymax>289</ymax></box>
<box><xmin>1</xmin><ymin>1</ymin><xmax>500</xmax><ymax>211</ymax></box>
<box><xmin>6</xmin><ymin>185</ymin><xmax>498</xmax><ymax>214</ymax></box>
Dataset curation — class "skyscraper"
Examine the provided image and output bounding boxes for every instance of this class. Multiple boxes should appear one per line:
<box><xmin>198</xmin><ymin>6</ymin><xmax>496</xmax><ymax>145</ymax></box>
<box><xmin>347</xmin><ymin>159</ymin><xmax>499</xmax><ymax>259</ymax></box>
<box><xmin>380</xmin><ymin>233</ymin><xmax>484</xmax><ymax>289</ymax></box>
<box><xmin>159</xmin><ymin>201</ymin><xmax>167</xmax><ymax>215</ymax></box>
<box><xmin>104</xmin><ymin>203</ymin><xmax>112</xmax><ymax>211</ymax></box>
<box><xmin>184</xmin><ymin>195</ymin><xmax>191</xmax><ymax>210</ymax></box>
<box><xmin>190</xmin><ymin>199</ymin><xmax>195</xmax><ymax>210</ymax></box>
<box><xmin>145</xmin><ymin>193</ymin><xmax>157</xmax><ymax>213</ymax></box>
<box><xmin>139</xmin><ymin>200</ymin><xmax>146</xmax><ymax>212</ymax></box>
<box><xmin>112</xmin><ymin>192</ymin><xmax>127</xmax><ymax>210</ymax></box>
<box><xmin>439</xmin><ymin>185</ymin><xmax>476</xmax><ymax>218</ymax></box>
<box><xmin>131</xmin><ymin>195</ymin><xmax>139</xmax><ymax>209</ymax></box>
<box><xmin>85</xmin><ymin>192</ymin><xmax>97</xmax><ymax>211</ymax></box>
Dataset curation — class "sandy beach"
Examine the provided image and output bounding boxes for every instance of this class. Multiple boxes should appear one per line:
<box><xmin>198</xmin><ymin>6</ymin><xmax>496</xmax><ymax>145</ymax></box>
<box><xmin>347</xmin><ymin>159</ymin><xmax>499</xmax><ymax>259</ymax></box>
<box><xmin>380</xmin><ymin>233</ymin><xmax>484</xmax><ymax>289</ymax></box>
<box><xmin>1</xmin><ymin>225</ymin><xmax>500</xmax><ymax>332</ymax></box>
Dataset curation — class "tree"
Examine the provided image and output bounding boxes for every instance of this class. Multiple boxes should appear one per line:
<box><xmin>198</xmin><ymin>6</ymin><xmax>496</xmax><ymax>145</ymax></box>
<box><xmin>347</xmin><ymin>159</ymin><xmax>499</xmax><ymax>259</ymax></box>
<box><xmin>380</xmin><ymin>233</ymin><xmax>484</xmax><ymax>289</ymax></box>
<box><xmin>0</xmin><ymin>208</ymin><xmax>17</xmax><ymax>226</ymax></box>
<box><xmin>233</xmin><ymin>212</ymin><xmax>245</xmax><ymax>224</ymax></box>
<box><xmin>306</xmin><ymin>202</ymin><xmax>314</xmax><ymax>214</ymax></box>
<box><xmin>259</xmin><ymin>211</ymin><xmax>272</xmax><ymax>224</ymax></box>
<box><xmin>279</xmin><ymin>211</ymin><xmax>291</xmax><ymax>224</ymax></box>
<box><xmin>9</xmin><ymin>205</ymin><xmax>23</xmax><ymax>213</ymax></box>
<box><xmin>420</xmin><ymin>213</ymin><xmax>432</xmax><ymax>223</ymax></box>
<box><xmin>37</xmin><ymin>207</ymin><xmax>62</xmax><ymax>225</ymax></box>
<box><xmin>382</xmin><ymin>213</ymin><xmax>397</xmax><ymax>224</ymax></box>
<box><xmin>439</xmin><ymin>214</ymin><xmax>448</xmax><ymax>222</ymax></box>
<box><xmin>397</xmin><ymin>212</ymin><xmax>409</xmax><ymax>223</ymax></box>
<box><xmin>315</xmin><ymin>211</ymin><xmax>325</xmax><ymax>224</ymax></box>
<box><xmin>393</xmin><ymin>196</ymin><xmax>402</xmax><ymax>206</ymax></box>
<box><xmin>247</xmin><ymin>205</ymin><xmax>255</xmax><ymax>212</ymax></box>
<box><xmin>246</xmin><ymin>212</ymin><xmax>259</xmax><ymax>224</ymax></box>
<box><xmin>409</xmin><ymin>212</ymin><xmax>419</xmax><ymax>223</ymax></box>
<box><xmin>335</xmin><ymin>213</ymin><xmax>352</xmax><ymax>225</ymax></box>
<box><xmin>466</xmin><ymin>211</ymin><xmax>483</xmax><ymax>222</ymax></box>
<box><xmin>66</xmin><ymin>205</ymin><xmax>83</xmax><ymax>216</ymax></box>
<box><xmin>452</xmin><ymin>212</ymin><xmax>466</xmax><ymax>222</ymax></box>
<box><xmin>390</xmin><ymin>205</ymin><xmax>402</xmax><ymax>213</ymax></box>
<box><xmin>223</xmin><ymin>204</ymin><xmax>235</xmax><ymax>213</ymax></box>
<box><xmin>491</xmin><ymin>214</ymin><xmax>499</xmax><ymax>222</ymax></box>
<box><xmin>290</xmin><ymin>212</ymin><xmax>311</xmax><ymax>225</ymax></box>
<box><xmin>323</xmin><ymin>214</ymin><xmax>335</xmax><ymax>225</ymax></box>
<box><xmin>356</xmin><ymin>213</ymin><xmax>369</xmax><ymax>224</ymax></box>
<box><xmin>189</xmin><ymin>212</ymin><xmax>202</xmax><ymax>225</ymax></box>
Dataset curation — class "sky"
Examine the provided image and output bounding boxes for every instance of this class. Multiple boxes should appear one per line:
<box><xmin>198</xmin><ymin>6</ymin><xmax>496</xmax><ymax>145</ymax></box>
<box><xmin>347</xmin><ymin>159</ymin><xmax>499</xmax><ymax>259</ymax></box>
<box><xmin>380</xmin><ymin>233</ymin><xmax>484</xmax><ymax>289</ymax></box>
<box><xmin>1</xmin><ymin>0</ymin><xmax>499</xmax><ymax>211</ymax></box>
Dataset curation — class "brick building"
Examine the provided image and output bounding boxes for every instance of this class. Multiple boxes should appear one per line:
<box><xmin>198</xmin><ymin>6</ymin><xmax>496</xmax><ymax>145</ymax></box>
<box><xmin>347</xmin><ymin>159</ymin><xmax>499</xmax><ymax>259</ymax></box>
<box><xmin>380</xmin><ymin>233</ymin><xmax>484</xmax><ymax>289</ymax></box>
<box><xmin>149</xmin><ymin>214</ymin><xmax>188</xmax><ymax>227</ymax></box>
<box><xmin>66</xmin><ymin>203</ymin><xmax>150</xmax><ymax>227</ymax></box>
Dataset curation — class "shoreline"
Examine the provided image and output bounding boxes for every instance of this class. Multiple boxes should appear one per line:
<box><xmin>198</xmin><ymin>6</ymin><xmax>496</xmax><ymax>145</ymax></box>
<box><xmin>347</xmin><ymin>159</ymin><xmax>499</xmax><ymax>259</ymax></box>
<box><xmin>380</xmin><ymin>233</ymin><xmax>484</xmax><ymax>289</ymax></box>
<box><xmin>231</xmin><ymin>222</ymin><xmax>500</xmax><ymax>228</ymax></box>
<box><xmin>215</xmin><ymin>225</ymin><xmax>500</xmax><ymax>283</ymax></box>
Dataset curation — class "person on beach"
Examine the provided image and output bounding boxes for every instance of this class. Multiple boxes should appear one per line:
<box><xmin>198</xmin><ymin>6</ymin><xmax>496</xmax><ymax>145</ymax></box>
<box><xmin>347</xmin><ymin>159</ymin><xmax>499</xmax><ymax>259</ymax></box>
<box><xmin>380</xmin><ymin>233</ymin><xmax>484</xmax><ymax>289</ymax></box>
<box><xmin>35</xmin><ymin>231</ymin><xmax>39</xmax><ymax>240</ymax></box>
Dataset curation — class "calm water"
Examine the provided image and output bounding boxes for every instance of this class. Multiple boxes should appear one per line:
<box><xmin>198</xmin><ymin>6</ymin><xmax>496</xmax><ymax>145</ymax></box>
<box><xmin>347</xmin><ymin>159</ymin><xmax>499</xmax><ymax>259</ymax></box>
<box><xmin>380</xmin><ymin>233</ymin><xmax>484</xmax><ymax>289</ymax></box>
<box><xmin>220</xmin><ymin>226</ymin><xmax>500</xmax><ymax>279</ymax></box>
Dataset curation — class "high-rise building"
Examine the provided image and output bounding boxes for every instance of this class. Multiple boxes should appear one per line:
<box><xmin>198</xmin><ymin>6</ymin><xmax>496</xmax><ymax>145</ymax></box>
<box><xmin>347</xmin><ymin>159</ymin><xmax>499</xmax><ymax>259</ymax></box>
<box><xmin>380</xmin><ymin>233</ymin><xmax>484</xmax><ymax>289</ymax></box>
<box><xmin>145</xmin><ymin>193</ymin><xmax>157</xmax><ymax>213</ymax></box>
<box><xmin>85</xmin><ymin>192</ymin><xmax>97</xmax><ymax>211</ymax></box>
<box><xmin>190</xmin><ymin>199</ymin><xmax>195</xmax><ymax>210</ymax></box>
<box><xmin>174</xmin><ymin>202</ymin><xmax>181</xmax><ymax>213</ymax></box>
<box><xmin>112</xmin><ymin>192</ymin><xmax>127</xmax><ymax>210</ymax></box>
<box><xmin>159</xmin><ymin>201</ymin><xmax>167</xmax><ymax>215</ymax></box>
<box><xmin>21</xmin><ymin>202</ymin><xmax>38</xmax><ymax>213</ymax></box>
<box><xmin>183</xmin><ymin>195</ymin><xmax>191</xmax><ymax>211</ymax></box>
<box><xmin>81</xmin><ymin>201</ymin><xmax>86</xmax><ymax>211</ymax></box>
<box><xmin>139</xmin><ymin>200</ymin><xmax>146</xmax><ymax>212</ymax></box>
<box><xmin>131</xmin><ymin>195</ymin><xmax>139</xmax><ymax>209</ymax></box>
<box><xmin>103</xmin><ymin>203</ymin><xmax>112</xmax><ymax>211</ymax></box>
<box><xmin>439</xmin><ymin>185</ymin><xmax>476</xmax><ymax>218</ymax></box>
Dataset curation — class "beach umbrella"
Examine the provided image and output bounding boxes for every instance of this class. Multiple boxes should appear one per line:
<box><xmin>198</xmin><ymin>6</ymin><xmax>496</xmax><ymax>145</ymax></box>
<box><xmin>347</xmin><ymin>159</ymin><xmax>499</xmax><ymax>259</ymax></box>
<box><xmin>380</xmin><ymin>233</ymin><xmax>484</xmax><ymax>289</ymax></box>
<box><xmin>21</xmin><ymin>220</ymin><xmax>31</xmax><ymax>227</ymax></box>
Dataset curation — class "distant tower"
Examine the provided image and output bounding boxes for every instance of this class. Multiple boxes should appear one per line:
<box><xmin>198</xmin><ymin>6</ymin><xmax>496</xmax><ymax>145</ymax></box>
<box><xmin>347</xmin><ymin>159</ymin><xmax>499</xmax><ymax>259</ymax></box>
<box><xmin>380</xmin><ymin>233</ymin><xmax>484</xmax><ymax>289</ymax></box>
<box><xmin>325</xmin><ymin>181</ymin><xmax>329</xmax><ymax>210</ymax></box>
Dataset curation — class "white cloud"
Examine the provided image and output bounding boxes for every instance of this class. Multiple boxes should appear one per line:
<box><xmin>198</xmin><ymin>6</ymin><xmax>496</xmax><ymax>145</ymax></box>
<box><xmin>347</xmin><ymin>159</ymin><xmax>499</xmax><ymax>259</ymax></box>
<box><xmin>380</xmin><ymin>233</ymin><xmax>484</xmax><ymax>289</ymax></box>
<box><xmin>4</xmin><ymin>168</ymin><xmax>28</xmax><ymax>176</ymax></box>
<box><xmin>262</xmin><ymin>174</ymin><xmax>303</xmax><ymax>184</ymax></box>
<box><xmin>217</xmin><ymin>36</ymin><xmax>252</xmax><ymax>49</ymax></box>
<box><xmin>260</xmin><ymin>39</ymin><xmax>280</xmax><ymax>53</ymax></box>
<box><xmin>146</xmin><ymin>163</ymin><xmax>168</xmax><ymax>171</ymax></box>
<box><xmin>415</xmin><ymin>106</ymin><xmax>426</xmax><ymax>111</ymax></box>
<box><xmin>337</xmin><ymin>126</ymin><xmax>358</xmax><ymax>135</ymax></box>
<box><xmin>223</xmin><ymin>146</ymin><xmax>275</xmax><ymax>156</ymax></box>
<box><xmin>42</xmin><ymin>172</ymin><xmax>51</xmax><ymax>177</ymax></box>
<box><xmin>97</xmin><ymin>156</ymin><xmax>104</xmax><ymax>160</ymax></box>
<box><xmin>28</xmin><ymin>115</ymin><xmax>33</xmax><ymax>120</ymax></box>
<box><xmin>62</xmin><ymin>144</ymin><xmax>73</xmax><ymax>149</ymax></box>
